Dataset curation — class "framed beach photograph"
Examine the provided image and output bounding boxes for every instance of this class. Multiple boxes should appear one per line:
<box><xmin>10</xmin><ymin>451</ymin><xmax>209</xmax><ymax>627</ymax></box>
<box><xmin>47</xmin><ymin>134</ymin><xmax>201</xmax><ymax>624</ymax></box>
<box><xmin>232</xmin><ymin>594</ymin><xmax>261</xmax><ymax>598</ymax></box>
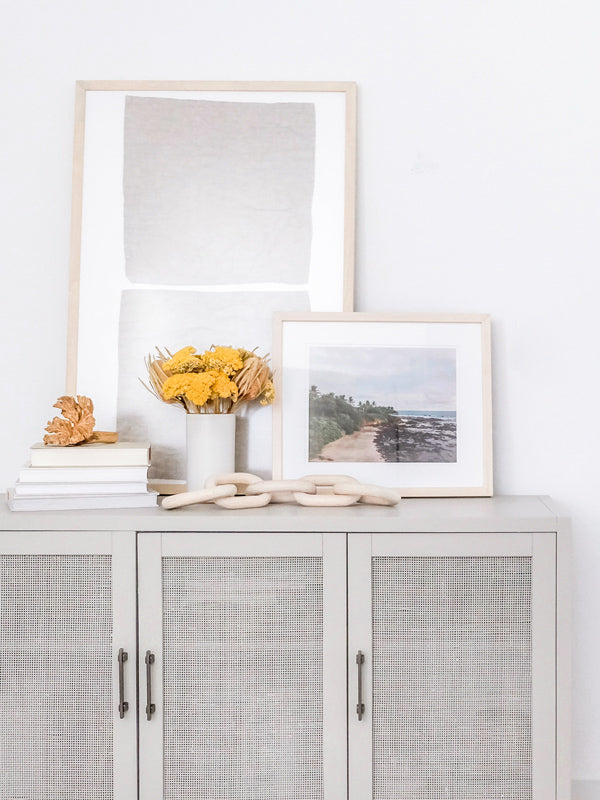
<box><xmin>66</xmin><ymin>81</ymin><xmax>356</xmax><ymax>483</ymax></box>
<box><xmin>273</xmin><ymin>312</ymin><xmax>493</xmax><ymax>496</ymax></box>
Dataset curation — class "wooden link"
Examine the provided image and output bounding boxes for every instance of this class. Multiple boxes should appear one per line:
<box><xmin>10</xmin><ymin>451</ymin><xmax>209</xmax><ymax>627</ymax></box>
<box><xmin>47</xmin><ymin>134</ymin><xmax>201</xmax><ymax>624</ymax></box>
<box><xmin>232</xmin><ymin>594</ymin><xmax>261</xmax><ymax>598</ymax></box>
<box><xmin>161</xmin><ymin>473</ymin><xmax>401</xmax><ymax>510</ymax></box>
<box><xmin>161</xmin><ymin>484</ymin><xmax>237</xmax><ymax>509</ymax></box>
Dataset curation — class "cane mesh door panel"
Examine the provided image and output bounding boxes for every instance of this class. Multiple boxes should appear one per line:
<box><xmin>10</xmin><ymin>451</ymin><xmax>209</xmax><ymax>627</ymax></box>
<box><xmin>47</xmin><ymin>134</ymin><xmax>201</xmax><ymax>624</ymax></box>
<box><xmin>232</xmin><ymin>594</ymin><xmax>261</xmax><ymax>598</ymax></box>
<box><xmin>162</xmin><ymin>556</ymin><xmax>323</xmax><ymax>800</ymax></box>
<box><xmin>0</xmin><ymin>554</ymin><xmax>113</xmax><ymax>800</ymax></box>
<box><xmin>372</xmin><ymin>556</ymin><xmax>532</xmax><ymax>800</ymax></box>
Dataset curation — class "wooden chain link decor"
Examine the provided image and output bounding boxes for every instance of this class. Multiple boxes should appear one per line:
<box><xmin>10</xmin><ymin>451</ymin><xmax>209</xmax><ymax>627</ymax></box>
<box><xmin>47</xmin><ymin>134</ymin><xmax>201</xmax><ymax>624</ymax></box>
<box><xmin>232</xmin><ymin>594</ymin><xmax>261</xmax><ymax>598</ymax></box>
<box><xmin>162</xmin><ymin>473</ymin><xmax>401</xmax><ymax>510</ymax></box>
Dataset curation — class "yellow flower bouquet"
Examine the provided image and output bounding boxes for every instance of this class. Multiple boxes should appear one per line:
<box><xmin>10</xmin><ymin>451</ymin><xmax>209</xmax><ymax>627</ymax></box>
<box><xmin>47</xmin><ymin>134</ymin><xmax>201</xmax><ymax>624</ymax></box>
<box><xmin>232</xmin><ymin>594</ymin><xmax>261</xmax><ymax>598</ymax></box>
<box><xmin>143</xmin><ymin>345</ymin><xmax>275</xmax><ymax>414</ymax></box>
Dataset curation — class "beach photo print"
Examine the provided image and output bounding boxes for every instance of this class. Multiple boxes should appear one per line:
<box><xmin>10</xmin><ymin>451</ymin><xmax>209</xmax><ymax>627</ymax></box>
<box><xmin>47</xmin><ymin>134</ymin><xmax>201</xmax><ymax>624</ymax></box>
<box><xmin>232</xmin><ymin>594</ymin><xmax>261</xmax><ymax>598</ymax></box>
<box><xmin>274</xmin><ymin>313</ymin><xmax>493</xmax><ymax>496</ymax></box>
<box><xmin>308</xmin><ymin>346</ymin><xmax>457</xmax><ymax>463</ymax></box>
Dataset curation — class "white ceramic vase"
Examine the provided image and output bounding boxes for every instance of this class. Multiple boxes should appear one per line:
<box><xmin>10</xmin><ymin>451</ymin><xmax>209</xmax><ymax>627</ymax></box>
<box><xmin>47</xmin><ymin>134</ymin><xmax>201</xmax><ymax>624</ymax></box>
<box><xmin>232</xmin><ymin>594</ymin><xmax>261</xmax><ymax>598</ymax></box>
<box><xmin>185</xmin><ymin>413</ymin><xmax>236</xmax><ymax>492</ymax></box>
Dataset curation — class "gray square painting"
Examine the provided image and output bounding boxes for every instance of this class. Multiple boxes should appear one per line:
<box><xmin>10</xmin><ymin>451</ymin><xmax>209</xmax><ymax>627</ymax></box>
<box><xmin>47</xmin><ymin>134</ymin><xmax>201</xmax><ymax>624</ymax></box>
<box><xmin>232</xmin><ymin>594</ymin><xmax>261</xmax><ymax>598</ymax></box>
<box><xmin>123</xmin><ymin>96</ymin><xmax>316</xmax><ymax>285</ymax></box>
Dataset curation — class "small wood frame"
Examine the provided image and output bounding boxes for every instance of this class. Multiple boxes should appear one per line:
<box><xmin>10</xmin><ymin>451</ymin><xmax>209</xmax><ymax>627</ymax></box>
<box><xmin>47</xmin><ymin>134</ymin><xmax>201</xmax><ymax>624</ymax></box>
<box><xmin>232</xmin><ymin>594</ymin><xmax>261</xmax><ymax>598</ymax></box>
<box><xmin>273</xmin><ymin>312</ymin><xmax>493</xmax><ymax>497</ymax></box>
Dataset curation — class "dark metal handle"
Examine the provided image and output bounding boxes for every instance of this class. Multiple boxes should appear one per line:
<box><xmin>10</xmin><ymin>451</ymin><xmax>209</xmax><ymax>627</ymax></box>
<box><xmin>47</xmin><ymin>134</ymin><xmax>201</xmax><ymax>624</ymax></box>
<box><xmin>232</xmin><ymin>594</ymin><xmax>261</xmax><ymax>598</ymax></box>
<box><xmin>356</xmin><ymin>650</ymin><xmax>365</xmax><ymax>720</ymax></box>
<box><xmin>145</xmin><ymin>650</ymin><xmax>156</xmax><ymax>720</ymax></box>
<box><xmin>118</xmin><ymin>648</ymin><xmax>129</xmax><ymax>718</ymax></box>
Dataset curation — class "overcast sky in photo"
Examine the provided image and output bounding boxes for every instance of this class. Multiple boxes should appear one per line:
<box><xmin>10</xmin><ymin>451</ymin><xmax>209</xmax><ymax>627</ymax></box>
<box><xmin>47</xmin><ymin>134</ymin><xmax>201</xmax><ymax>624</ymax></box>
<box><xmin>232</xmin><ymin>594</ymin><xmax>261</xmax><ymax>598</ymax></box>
<box><xmin>309</xmin><ymin>346</ymin><xmax>456</xmax><ymax>411</ymax></box>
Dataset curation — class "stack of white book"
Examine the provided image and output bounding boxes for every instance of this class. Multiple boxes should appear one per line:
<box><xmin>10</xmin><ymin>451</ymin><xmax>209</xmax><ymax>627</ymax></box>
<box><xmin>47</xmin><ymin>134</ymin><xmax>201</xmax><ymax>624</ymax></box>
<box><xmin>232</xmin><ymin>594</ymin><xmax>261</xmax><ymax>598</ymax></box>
<box><xmin>8</xmin><ymin>441</ymin><xmax>158</xmax><ymax>511</ymax></box>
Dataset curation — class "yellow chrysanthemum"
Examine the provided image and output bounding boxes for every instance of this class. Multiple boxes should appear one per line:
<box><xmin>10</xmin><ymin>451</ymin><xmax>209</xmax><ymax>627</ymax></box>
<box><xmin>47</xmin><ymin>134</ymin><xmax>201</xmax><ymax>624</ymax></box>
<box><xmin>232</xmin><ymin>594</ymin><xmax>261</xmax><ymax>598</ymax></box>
<box><xmin>200</xmin><ymin>346</ymin><xmax>244</xmax><ymax>376</ymax></box>
<box><xmin>163</xmin><ymin>346</ymin><xmax>202</xmax><ymax>374</ymax></box>
<box><xmin>260</xmin><ymin>379</ymin><xmax>275</xmax><ymax>405</ymax></box>
<box><xmin>162</xmin><ymin>374</ymin><xmax>196</xmax><ymax>400</ymax></box>
<box><xmin>184</xmin><ymin>373</ymin><xmax>216</xmax><ymax>406</ymax></box>
<box><xmin>162</xmin><ymin>370</ymin><xmax>238</xmax><ymax>408</ymax></box>
<box><xmin>211</xmin><ymin>370</ymin><xmax>239</xmax><ymax>400</ymax></box>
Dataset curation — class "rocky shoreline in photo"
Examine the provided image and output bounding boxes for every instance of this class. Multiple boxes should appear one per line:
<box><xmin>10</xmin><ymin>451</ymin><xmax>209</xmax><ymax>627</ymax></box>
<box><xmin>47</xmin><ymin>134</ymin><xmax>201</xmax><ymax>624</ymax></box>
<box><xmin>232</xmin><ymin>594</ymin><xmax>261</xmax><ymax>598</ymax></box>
<box><xmin>374</xmin><ymin>416</ymin><xmax>457</xmax><ymax>463</ymax></box>
<box><xmin>312</xmin><ymin>416</ymin><xmax>457</xmax><ymax>463</ymax></box>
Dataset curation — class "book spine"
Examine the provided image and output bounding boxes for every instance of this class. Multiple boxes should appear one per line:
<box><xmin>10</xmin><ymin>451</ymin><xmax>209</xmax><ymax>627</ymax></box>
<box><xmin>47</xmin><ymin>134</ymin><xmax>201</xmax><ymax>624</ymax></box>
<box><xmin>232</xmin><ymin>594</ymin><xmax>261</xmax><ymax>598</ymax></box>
<box><xmin>14</xmin><ymin>482</ymin><xmax>150</xmax><ymax>497</ymax></box>
<box><xmin>19</xmin><ymin>467</ymin><xmax>149</xmax><ymax>483</ymax></box>
<box><xmin>8</xmin><ymin>489</ymin><xmax>158</xmax><ymax>511</ymax></box>
<box><xmin>30</xmin><ymin>452</ymin><xmax>150</xmax><ymax>467</ymax></box>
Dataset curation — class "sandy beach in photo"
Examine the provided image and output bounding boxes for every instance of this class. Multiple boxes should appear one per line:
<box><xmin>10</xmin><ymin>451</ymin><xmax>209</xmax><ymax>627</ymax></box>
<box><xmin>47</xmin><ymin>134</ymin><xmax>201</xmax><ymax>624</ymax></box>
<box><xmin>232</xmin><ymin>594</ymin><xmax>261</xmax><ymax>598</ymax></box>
<box><xmin>311</xmin><ymin>415</ymin><xmax>457</xmax><ymax>463</ymax></box>
<box><xmin>315</xmin><ymin>422</ymin><xmax>384</xmax><ymax>462</ymax></box>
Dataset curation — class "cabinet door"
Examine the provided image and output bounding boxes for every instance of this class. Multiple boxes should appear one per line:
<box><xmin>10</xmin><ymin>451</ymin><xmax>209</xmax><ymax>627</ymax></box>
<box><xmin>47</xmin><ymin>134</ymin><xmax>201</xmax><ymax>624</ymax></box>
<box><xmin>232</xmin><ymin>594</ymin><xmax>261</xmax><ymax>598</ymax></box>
<box><xmin>0</xmin><ymin>530</ymin><xmax>137</xmax><ymax>800</ymax></box>
<box><xmin>348</xmin><ymin>532</ymin><xmax>556</xmax><ymax>800</ymax></box>
<box><xmin>138</xmin><ymin>531</ymin><xmax>346</xmax><ymax>800</ymax></box>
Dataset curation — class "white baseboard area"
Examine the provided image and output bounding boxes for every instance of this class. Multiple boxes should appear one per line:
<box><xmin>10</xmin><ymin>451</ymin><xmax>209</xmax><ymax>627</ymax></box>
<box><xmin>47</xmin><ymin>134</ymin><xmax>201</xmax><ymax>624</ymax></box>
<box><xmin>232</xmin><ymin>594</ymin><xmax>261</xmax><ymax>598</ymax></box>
<box><xmin>573</xmin><ymin>781</ymin><xmax>600</xmax><ymax>799</ymax></box>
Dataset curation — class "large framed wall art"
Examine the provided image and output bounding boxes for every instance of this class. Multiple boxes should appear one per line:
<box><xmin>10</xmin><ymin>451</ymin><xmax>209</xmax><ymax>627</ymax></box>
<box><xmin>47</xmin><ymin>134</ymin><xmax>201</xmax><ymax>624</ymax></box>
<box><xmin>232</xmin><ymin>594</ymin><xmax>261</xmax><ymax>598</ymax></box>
<box><xmin>66</xmin><ymin>81</ymin><xmax>356</xmax><ymax>483</ymax></box>
<box><xmin>273</xmin><ymin>312</ymin><xmax>493</xmax><ymax>497</ymax></box>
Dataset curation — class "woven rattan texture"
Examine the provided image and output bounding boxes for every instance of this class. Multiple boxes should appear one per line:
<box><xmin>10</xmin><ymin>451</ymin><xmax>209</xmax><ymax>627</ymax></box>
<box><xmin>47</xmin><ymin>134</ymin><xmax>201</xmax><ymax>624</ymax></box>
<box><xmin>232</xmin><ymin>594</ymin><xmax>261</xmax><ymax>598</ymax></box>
<box><xmin>372</xmin><ymin>556</ymin><xmax>532</xmax><ymax>800</ymax></box>
<box><xmin>162</xmin><ymin>556</ymin><xmax>324</xmax><ymax>800</ymax></box>
<box><xmin>0</xmin><ymin>554</ymin><xmax>113</xmax><ymax>799</ymax></box>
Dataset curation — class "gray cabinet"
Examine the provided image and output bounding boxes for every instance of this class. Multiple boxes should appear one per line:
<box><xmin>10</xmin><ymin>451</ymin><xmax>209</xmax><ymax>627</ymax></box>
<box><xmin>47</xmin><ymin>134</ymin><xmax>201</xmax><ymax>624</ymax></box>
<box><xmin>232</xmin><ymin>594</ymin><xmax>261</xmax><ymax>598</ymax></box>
<box><xmin>0</xmin><ymin>531</ymin><xmax>137</xmax><ymax>800</ymax></box>
<box><xmin>137</xmin><ymin>531</ymin><xmax>347</xmax><ymax>800</ymax></box>
<box><xmin>0</xmin><ymin>496</ymin><xmax>570</xmax><ymax>800</ymax></box>
<box><xmin>348</xmin><ymin>532</ymin><xmax>558</xmax><ymax>800</ymax></box>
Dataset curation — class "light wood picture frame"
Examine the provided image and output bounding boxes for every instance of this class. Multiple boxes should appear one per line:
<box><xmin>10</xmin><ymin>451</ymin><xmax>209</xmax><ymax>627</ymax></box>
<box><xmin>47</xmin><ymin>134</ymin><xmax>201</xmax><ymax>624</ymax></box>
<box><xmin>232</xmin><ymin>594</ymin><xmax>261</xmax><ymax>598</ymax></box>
<box><xmin>273</xmin><ymin>312</ymin><xmax>493</xmax><ymax>497</ymax></box>
<box><xmin>66</xmin><ymin>81</ymin><xmax>356</xmax><ymax>483</ymax></box>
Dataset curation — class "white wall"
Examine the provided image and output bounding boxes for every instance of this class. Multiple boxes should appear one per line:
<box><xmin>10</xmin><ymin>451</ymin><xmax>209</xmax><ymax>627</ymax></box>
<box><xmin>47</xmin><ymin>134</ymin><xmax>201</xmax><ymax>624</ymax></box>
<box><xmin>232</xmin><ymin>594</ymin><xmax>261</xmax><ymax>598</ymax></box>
<box><xmin>1</xmin><ymin>0</ymin><xmax>598</xmax><ymax>782</ymax></box>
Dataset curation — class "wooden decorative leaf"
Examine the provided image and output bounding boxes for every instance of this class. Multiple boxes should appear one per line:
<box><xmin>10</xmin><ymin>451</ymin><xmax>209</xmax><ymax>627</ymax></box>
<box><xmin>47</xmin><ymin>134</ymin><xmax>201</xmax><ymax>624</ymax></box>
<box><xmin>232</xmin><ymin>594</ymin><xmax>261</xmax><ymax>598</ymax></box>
<box><xmin>43</xmin><ymin>417</ymin><xmax>74</xmax><ymax>446</ymax></box>
<box><xmin>43</xmin><ymin>395</ymin><xmax>97</xmax><ymax>446</ymax></box>
<box><xmin>71</xmin><ymin>395</ymin><xmax>95</xmax><ymax>442</ymax></box>
<box><xmin>53</xmin><ymin>396</ymin><xmax>80</xmax><ymax>425</ymax></box>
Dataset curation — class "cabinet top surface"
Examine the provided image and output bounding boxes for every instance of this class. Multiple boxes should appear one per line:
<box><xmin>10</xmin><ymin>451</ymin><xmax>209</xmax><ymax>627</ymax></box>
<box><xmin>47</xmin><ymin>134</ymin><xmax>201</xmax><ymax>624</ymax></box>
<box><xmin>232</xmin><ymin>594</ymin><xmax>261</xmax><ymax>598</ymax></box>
<box><xmin>0</xmin><ymin>495</ymin><xmax>564</xmax><ymax>532</ymax></box>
